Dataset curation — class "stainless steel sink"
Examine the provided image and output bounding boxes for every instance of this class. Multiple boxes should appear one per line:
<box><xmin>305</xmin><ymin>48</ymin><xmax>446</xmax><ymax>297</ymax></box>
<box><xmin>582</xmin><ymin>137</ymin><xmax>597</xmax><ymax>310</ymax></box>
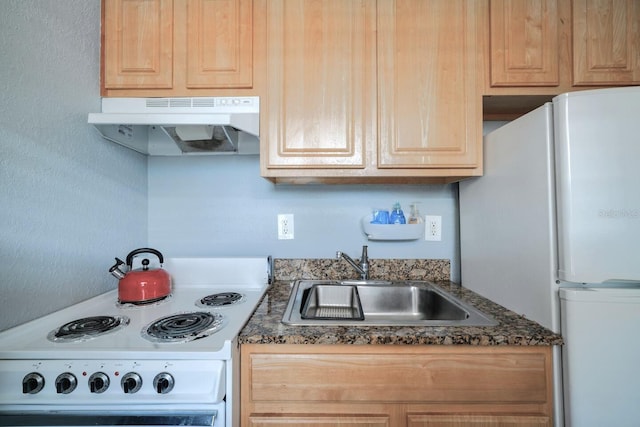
<box><xmin>282</xmin><ymin>280</ymin><xmax>498</xmax><ymax>327</ymax></box>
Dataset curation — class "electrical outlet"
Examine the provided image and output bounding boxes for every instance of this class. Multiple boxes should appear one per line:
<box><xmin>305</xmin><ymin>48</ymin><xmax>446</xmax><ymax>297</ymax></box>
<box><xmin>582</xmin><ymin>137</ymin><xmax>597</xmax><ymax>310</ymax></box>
<box><xmin>277</xmin><ymin>214</ymin><xmax>294</xmax><ymax>240</ymax></box>
<box><xmin>425</xmin><ymin>215</ymin><xmax>442</xmax><ymax>241</ymax></box>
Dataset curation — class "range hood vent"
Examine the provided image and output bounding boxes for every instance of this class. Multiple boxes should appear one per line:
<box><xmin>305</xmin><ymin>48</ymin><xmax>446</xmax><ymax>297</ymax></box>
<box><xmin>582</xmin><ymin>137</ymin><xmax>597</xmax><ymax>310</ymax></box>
<box><xmin>88</xmin><ymin>97</ymin><xmax>260</xmax><ymax>155</ymax></box>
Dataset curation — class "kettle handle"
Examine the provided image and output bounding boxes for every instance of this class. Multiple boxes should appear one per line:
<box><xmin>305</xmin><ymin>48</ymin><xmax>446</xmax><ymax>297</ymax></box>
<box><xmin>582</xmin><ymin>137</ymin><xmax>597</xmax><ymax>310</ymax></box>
<box><xmin>125</xmin><ymin>248</ymin><xmax>164</xmax><ymax>267</ymax></box>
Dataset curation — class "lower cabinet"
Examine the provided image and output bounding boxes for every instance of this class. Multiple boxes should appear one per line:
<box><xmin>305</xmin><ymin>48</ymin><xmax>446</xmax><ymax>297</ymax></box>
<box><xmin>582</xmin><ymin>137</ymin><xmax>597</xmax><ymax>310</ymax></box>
<box><xmin>240</xmin><ymin>344</ymin><xmax>553</xmax><ymax>426</ymax></box>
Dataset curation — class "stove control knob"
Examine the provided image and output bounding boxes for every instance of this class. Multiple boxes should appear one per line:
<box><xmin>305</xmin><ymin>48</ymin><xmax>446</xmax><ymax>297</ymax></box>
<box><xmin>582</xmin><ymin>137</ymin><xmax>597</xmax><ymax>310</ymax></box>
<box><xmin>22</xmin><ymin>372</ymin><xmax>45</xmax><ymax>394</ymax></box>
<box><xmin>55</xmin><ymin>372</ymin><xmax>77</xmax><ymax>394</ymax></box>
<box><xmin>121</xmin><ymin>372</ymin><xmax>142</xmax><ymax>394</ymax></box>
<box><xmin>153</xmin><ymin>372</ymin><xmax>175</xmax><ymax>394</ymax></box>
<box><xmin>89</xmin><ymin>372</ymin><xmax>110</xmax><ymax>393</ymax></box>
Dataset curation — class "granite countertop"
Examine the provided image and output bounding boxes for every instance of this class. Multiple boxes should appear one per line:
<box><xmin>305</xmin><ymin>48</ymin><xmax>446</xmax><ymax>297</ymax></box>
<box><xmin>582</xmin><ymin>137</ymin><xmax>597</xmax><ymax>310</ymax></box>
<box><xmin>238</xmin><ymin>258</ymin><xmax>563</xmax><ymax>346</ymax></box>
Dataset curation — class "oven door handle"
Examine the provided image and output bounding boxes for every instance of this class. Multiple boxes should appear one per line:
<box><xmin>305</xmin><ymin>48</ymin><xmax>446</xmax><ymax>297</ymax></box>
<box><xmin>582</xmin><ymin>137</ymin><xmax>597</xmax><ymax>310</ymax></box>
<box><xmin>0</xmin><ymin>410</ymin><xmax>217</xmax><ymax>426</ymax></box>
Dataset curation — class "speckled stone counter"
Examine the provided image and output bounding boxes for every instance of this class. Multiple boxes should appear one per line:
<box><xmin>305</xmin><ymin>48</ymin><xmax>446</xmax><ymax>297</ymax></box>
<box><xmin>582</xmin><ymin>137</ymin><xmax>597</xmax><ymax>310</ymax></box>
<box><xmin>239</xmin><ymin>259</ymin><xmax>562</xmax><ymax>346</ymax></box>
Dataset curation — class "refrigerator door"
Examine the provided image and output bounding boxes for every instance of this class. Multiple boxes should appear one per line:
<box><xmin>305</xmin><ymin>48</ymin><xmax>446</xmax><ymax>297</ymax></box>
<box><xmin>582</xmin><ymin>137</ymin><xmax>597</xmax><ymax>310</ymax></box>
<box><xmin>460</xmin><ymin>104</ymin><xmax>558</xmax><ymax>331</ymax></box>
<box><xmin>560</xmin><ymin>287</ymin><xmax>640</xmax><ymax>426</ymax></box>
<box><xmin>554</xmin><ymin>87</ymin><xmax>640</xmax><ymax>284</ymax></box>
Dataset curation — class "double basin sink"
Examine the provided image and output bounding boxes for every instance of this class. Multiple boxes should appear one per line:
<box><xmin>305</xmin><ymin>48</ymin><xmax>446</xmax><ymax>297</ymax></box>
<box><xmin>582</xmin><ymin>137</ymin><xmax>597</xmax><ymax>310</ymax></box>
<box><xmin>282</xmin><ymin>280</ymin><xmax>497</xmax><ymax>327</ymax></box>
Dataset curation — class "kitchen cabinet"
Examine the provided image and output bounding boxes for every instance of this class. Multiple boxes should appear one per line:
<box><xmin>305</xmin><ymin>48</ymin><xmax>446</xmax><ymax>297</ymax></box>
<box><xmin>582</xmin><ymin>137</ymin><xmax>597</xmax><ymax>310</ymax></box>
<box><xmin>240</xmin><ymin>344</ymin><xmax>553</xmax><ymax>426</ymax></box>
<box><xmin>260</xmin><ymin>0</ymin><xmax>484</xmax><ymax>184</ymax></box>
<box><xmin>486</xmin><ymin>0</ymin><xmax>639</xmax><ymax>92</ymax></box>
<box><xmin>260</xmin><ymin>0</ymin><xmax>374</xmax><ymax>172</ymax></box>
<box><xmin>484</xmin><ymin>0</ymin><xmax>640</xmax><ymax>118</ymax></box>
<box><xmin>489</xmin><ymin>0</ymin><xmax>561</xmax><ymax>87</ymax></box>
<box><xmin>102</xmin><ymin>0</ymin><xmax>257</xmax><ymax>97</ymax></box>
<box><xmin>573</xmin><ymin>0</ymin><xmax>640</xmax><ymax>85</ymax></box>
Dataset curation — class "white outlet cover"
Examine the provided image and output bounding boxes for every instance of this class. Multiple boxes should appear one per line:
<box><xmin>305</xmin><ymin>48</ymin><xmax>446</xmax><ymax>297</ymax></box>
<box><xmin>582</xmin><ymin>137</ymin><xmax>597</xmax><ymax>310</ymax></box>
<box><xmin>425</xmin><ymin>215</ymin><xmax>441</xmax><ymax>241</ymax></box>
<box><xmin>278</xmin><ymin>214</ymin><xmax>294</xmax><ymax>240</ymax></box>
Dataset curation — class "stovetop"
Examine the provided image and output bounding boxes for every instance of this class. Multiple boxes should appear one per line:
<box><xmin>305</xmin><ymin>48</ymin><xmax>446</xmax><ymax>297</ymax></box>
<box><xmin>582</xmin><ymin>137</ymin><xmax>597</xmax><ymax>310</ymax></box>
<box><xmin>0</xmin><ymin>257</ymin><xmax>270</xmax><ymax>360</ymax></box>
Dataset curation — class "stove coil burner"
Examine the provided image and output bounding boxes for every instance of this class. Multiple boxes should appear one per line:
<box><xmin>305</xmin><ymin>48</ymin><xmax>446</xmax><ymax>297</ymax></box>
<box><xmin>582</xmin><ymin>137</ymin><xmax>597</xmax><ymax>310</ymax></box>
<box><xmin>117</xmin><ymin>294</ymin><xmax>172</xmax><ymax>309</ymax></box>
<box><xmin>197</xmin><ymin>292</ymin><xmax>244</xmax><ymax>308</ymax></box>
<box><xmin>142</xmin><ymin>311</ymin><xmax>225</xmax><ymax>343</ymax></box>
<box><xmin>48</xmin><ymin>315</ymin><xmax>130</xmax><ymax>343</ymax></box>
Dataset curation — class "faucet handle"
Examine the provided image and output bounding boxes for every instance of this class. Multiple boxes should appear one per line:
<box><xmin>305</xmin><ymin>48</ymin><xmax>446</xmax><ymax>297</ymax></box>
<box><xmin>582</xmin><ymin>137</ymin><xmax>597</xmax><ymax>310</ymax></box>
<box><xmin>336</xmin><ymin>251</ymin><xmax>343</xmax><ymax>259</ymax></box>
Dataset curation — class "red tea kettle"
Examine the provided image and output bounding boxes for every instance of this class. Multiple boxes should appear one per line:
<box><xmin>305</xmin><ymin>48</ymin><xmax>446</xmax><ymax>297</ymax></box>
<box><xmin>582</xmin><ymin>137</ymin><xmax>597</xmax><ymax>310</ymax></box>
<box><xmin>109</xmin><ymin>248</ymin><xmax>172</xmax><ymax>304</ymax></box>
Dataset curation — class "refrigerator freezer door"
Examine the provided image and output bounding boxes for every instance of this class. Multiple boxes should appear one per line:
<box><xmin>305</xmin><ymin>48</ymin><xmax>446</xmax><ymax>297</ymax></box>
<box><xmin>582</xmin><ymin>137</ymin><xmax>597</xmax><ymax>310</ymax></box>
<box><xmin>554</xmin><ymin>87</ymin><xmax>640</xmax><ymax>284</ymax></box>
<box><xmin>560</xmin><ymin>287</ymin><xmax>640</xmax><ymax>427</ymax></box>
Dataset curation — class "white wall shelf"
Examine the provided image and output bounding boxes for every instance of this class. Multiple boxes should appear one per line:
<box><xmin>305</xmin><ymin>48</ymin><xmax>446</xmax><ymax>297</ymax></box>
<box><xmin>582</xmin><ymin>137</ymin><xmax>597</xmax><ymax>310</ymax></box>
<box><xmin>361</xmin><ymin>216</ymin><xmax>424</xmax><ymax>241</ymax></box>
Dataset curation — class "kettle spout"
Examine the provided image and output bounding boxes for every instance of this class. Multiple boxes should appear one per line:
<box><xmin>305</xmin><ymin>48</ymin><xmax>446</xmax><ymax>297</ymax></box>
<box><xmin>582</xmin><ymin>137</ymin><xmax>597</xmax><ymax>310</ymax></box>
<box><xmin>109</xmin><ymin>257</ymin><xmax>127</xmax><ymax>279</ymax></box>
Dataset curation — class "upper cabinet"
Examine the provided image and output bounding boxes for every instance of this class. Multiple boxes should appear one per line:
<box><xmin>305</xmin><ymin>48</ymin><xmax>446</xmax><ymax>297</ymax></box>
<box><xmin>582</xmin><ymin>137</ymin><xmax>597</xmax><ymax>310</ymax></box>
<box><xmin>260</xmin><ymin>0</ymin><xmax>374</xmax><ymax>171</ymax></box>
<box><xmin>486</xmin><ymin>0</ymin><xmax>640</xmax><ymax>92</ymax></box>
<box><xmin>99</xmin><ymin>0</ymin><xmax>640</xmax><ymax>181</ymax></box>
<box><xmin>377</xmin><ymin>0</ymin><xmax>481</xmax><ymax>170</ymax></box>
<box><xmin>484</xmin><ymin>0</ymin><xmax>640</xmax><ymax>118</ymax></box>
<box><xmin>185</xmin><ymin>0</ymin><xmax>252</xmax><ymax>88</ymax></box>
<box><xmin>573</xmin><ymin>0</ymin><xmax>640</xmax><ymax>85</ymax></box>
<box><xmin>489</xmin><ymin>0</ymin><xmax>560</xmax><ymax>87</ymax></box>
<box><xmin>103</xmin><ymin>0</ymin><xmax>174</xmax><ymax>90</ymax></box>
<box><xmin>261</xmin><ymin>0</ymin><xmax>483</xmax><ymax>184</ymax></box>
<box><xmin>102</xmin><ymin>0</ymin><xmax>257</xmax><ymax>97</ymax></box>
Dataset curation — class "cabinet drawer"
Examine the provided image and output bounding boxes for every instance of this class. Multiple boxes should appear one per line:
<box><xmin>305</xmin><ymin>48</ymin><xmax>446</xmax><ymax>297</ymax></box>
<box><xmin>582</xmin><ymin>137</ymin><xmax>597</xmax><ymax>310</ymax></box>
<box><xmin>248</xmin><ymin>350</ymin><xmax>549</xmax><ymax>403</ymax></box>
<box><xmin>248</xmin><ymin>415</ymin><xmax>390</xmax><ymax>426</ymax></box>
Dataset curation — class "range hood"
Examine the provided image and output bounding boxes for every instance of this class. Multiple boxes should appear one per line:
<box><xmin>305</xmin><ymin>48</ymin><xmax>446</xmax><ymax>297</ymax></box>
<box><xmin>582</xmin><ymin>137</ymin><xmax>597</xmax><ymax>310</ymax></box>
<box><xmin>88</xmin><ymin>96</ymin><xmax>259</xmax><ymax>155</ymax></box>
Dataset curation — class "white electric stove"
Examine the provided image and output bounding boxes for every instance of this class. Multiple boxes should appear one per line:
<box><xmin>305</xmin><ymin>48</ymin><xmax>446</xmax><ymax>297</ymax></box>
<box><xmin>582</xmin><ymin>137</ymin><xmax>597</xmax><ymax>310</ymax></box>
<box><xmin>0</xmin><ymin>257</ymin><xmax>271</xmax><ymax>427</ymax></box>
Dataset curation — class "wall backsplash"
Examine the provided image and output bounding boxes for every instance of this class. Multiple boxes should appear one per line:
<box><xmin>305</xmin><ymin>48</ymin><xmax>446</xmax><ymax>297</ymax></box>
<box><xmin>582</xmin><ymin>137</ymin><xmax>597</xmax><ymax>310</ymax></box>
<box><xmin>148</xmin><ymin>156</ymin><xmax>460</xmax><ymax>282</ymax></box>
<box><xmin>274</xmin><ymin>258</ymin><xmax>451</xmax><ymax>282</ymax></box>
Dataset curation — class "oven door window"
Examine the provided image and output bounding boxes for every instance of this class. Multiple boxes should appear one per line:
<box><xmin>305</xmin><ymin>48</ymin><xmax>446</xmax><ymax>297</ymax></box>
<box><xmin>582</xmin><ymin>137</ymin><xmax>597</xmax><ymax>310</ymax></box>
<box><xmin>0</xmin><ymin>410</ymin><xmax>218</xmax><ymax>426</ymax></box>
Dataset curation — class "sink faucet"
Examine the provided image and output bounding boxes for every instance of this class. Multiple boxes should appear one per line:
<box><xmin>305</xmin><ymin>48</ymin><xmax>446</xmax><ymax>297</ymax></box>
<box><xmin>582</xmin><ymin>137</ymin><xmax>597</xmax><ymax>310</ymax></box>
<box><xmin>336</xmin><ymin>245</ymin><xmax>369</xmax><ymax>280</ymax></box>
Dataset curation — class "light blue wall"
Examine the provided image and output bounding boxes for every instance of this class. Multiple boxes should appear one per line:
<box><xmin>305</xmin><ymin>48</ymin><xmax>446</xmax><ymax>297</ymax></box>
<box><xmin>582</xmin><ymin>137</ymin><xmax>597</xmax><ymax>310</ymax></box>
<box><xmin>148</xmin><ymin>156</ymin><xmax>460</xmax><ymax>280</ymax></box>
<box><xmin>135</xmin><ymin>122</ymin><xmax>507</xmax><ymax>283</ymax></box>
<box><xmin>0</xmin><ymin>1</ymin><xmax>147</xmax><ymax>331</ymax></box>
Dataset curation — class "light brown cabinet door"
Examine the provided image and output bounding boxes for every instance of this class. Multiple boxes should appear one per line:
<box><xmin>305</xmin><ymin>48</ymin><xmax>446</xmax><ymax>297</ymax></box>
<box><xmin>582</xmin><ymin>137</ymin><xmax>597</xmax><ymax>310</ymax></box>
<box><xmin>490</xmin><ymin>0</ymin><xmax>560</xmax><ymax>86</ymax></box>
<box><xmin>103</xmin><ymin>0</ymin><xmax>253</xmax><ymax>93</ymax></box>
<box><xmin>103</xmin><ymin>0</ymin><xmax>174</xmax><ymax>89</ymax></box>
<box><xmin>377</xmin><ymin>0</ymin><xmax>482</xmax><ymax>169</ymax></box>
<box><xmin>263</xmin><ymin>0</ymin><xmax>375</xmax><ymax>169</ymax></box>
<box><xmin>185</xmin><ymin>0</ymin><xmax>252</xmax><ymax>88</ymax></box>
<box><xmin>407</xmin><ymin>414</ymin><xmax>550</xmax><ymax>427</ymax></box>
<box><xmin>573</xmin><ymin>0</ymin><xmax>640</xmax><ymax>85</ymax></box>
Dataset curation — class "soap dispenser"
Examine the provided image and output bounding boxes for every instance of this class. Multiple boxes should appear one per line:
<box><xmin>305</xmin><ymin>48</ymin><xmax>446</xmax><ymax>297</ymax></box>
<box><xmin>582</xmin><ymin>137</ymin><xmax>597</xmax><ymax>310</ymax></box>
<box><xmin>389</xmin><ymin>202</ymin><xmax>406</xmax><ymax>224</ymax></box>
<box><xmin>408</xmin><ymin>202</ymin><xmax>424</xmax><ymax>224</ymax></box>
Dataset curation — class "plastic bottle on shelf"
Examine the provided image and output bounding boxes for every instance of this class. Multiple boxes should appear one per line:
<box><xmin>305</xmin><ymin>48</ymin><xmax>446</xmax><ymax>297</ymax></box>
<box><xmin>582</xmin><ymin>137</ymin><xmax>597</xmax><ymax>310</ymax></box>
<box><xmin>371</xmin><ymin>208</ymin><xmax>390</xmax><ymax>224</ymax></box>
<box><xmin>408</xmin><ymin>202</ymin><xmax>424</xmax><ymax>224</ymax></box>
<box><xmin>389</xmin><ymin>202</ymin><xmax>406</xmax><ymax>224</ymax></box>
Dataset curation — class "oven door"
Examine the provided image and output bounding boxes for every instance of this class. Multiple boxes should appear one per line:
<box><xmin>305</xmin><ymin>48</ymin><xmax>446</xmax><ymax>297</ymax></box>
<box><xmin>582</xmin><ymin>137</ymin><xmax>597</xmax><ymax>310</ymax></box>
<box><xmin>0</xmin><ymin>404</ymin><xmax>225</xmax><ymax>427</ymax></box>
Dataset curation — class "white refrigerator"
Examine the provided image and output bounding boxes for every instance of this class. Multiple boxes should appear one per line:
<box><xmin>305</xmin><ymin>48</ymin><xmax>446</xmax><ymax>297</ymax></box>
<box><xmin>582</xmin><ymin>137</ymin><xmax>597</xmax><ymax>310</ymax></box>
<box><xmin>459</xmin><ymin>86</ymin><xmax>640</xmax><ymax>427</ymax></box>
